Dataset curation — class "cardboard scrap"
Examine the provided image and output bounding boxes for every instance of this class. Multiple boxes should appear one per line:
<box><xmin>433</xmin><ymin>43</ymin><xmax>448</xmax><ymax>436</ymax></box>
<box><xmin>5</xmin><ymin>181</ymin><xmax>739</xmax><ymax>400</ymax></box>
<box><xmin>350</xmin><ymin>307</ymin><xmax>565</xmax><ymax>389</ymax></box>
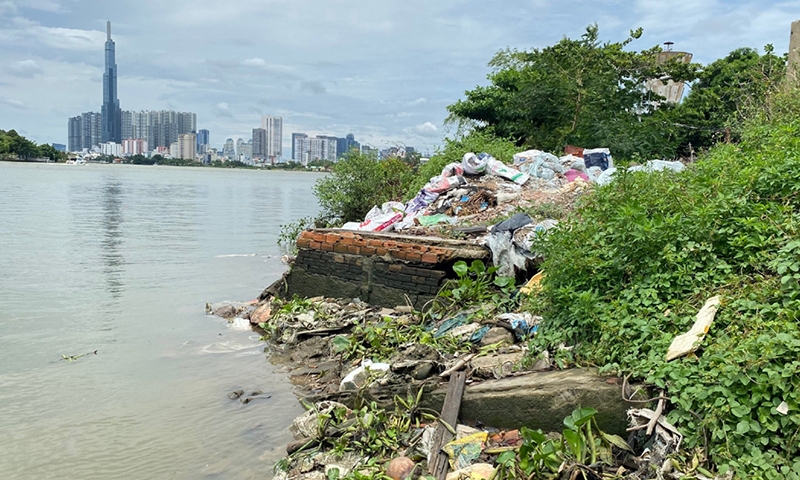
<box><xmin>665</xmin><ymin>296</ymin><xmax>721</xmax><ymax>361</ymax></box>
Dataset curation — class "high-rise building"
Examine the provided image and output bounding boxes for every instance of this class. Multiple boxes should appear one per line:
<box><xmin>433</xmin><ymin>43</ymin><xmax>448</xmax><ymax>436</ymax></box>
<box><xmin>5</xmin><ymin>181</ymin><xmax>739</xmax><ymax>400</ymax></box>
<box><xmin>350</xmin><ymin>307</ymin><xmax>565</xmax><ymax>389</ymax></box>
<box><xmin>101</xmin><ymin>21</ymin><xmax>121</xmax><ymax>143</ymax></box>
<box><xmin>261</xmin><ymin>115</ymin><xmax>282</xmax><ymax>163</ymax></box>
<box><xmin>196</xmin><ymin>129</ymin><xmax>209</xmax><ymax>154</ymax></box>
<box><xmin>292</xmin><ymin>133</ymin><xmax>309</xmax><ymax>164</ymax></box>
<box><xmin>253</xmin><ymin>128</ymin><xmax>267</xmax><ymax>159</ymax></box>
<box><xmin>222</xmin><ymin>138</ymin><xmax>235</xmax><ymax>159</ymax></box>
<box><xmin>176</xmin><ymin>133</ymin><xmax>196</xmax><ymax>160</ymax></box>
<box><xmin>68</xmin><ymin>116</ymin><xmax>82</xmax><ymax>152</ymax></box>
<box><xmin>336</xmin><ymin>133</ymin><xmax>360</xmax><ymax>159</ymax></box>
<box><xmin>81</xmin><ymin>112</ymin><xmax>102</xmax><ymax>151</ymax></box>
<box><xmin>122</xmin><ymin>138</ymin><xmax>148</xmax><ymax>156</ymax></box>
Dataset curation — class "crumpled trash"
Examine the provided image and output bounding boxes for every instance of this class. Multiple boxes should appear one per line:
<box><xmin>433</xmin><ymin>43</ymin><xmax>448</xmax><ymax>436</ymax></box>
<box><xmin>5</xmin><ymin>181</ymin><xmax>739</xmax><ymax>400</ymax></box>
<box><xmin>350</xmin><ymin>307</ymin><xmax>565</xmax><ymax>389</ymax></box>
<box><xmin>445</xmin><ymin>463</ymin><xmax>495</xmax><ymax>480</ymax></box>
<box><xmin>462</xmin><ymin>152</ymin><xmax>490</xmax><ymax>175</ymax></box>
<box><xmin>492</xmin><ymin>213</ymin><xmax>532</xmax><ymax>233</ymax></box>
<box><xmin>355</xmin><ymin>202</ymin><xmax>405</xmax><ymax>232</ymax></box>
<box><xmin>628</xmin><ymin>408</ymin><xmax>683</xmax><ymax>466</ymax></box>
<box><xmin>405</xmin><ymin>190</ymin><xmax>439</xmax><ymax>214</ymax></box>
<box><xmin>496</xmin><ymin>312</ymin><xmax>540</xmax><ymax>340</ymax></box>
<box><xmin>665</xmin><ymin>296</ymin><xmax>720</xmax><ymax>361</ymax></box>
<box><xmin>564</xmin><ymin>169</ymin><xmax>589</xmax><ymax>183</ymax></box>
<box><xmin>426</xmin><ymin>175</ymin><xmax>467</xmax><ymax>194</ymax></box>
<box><xmin>514</xmin><ymin>150</ymin><xmax>564</xmax><ymax>180</ymax></box>
<box><xmin>595</xmin><ymin>167</ymin><xmax>618</xmax><ymax>186</ymax></box>
<box><xmin>628</xmin><ymin>160</ymin><xmax>686</xmax><ymax>173</ymax></box>
<box><xmin>443</xmin><ymin>432</ymin><xmax>488</xmax><ymax>470</ymax></box>
<box><xmin>340</xmin><ymin>360</ymin><xmax>391</xmax><ymax>391</ymax></box>
<box><xmin>486</xmin><ymin>158</ymin><xmax>530</xmax><ymax>185</ymax></box>
<box><xmin>560</xmin><ymin>154</ymin><xmax>587</xmax><ymax>173</ymax></box>
<box><xmin>442</xmin><ymin>162</ymin><xmax>465</xmax><ymax>178</ymax></box>
<box><xmin>435</xmin><ymin>313</ymin><xmax>471</xmax><ymax>338</ymax></box>
<box><xmin>583</xmin><ymin>147</ymin><xmax>613</xmax><ymax>171</ymax></box>
<box><xmin>485</xmin><ymin>231</ymin><xmax>529</xmax><ymax>277</ymax></box>
<box><xmin>512</xmin><ymin>219</ymin><xmax>558</xmax><ymax>252</ymax></box>
<box><xmin>417</xmin><ymin>214</ymin><xmax>456</xmax><ymax>227</ymax></box>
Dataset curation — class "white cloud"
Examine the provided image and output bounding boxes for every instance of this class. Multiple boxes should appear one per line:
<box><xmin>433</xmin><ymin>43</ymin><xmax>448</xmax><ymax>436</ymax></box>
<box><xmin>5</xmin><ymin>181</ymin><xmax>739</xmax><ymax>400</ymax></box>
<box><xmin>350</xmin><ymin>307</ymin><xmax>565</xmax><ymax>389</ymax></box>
<box><xmin>242</xmin><ymin>57</ymin><xmax>266</xmax><ymax>67</ymax></box>
<box><xmin>407</xmin><ymin>97</ymin><xmax>427</xmax><ymax>106</ymax></box>
<box><xmin>415</xmin><ymin>121</ymin><xmax>438</xmax><ymax>136</ymax></box>
<box><xmin>8</xmin><ymin>59</ymin><xmax>42</xmax><ymax>77</ymax></box>
<box><xmin>2</xmin><ymin>98</ymin><xmax>26</xmax><ymax>109</ymax></box>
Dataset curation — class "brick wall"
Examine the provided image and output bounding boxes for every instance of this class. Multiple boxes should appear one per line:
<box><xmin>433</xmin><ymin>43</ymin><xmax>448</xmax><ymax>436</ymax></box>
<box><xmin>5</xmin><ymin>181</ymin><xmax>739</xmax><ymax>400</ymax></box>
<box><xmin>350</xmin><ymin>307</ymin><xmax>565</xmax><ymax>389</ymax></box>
<box><xmin>285</xmin><ymin>229</ymin><xmax>489</xmax><ymax>308</ymax></box>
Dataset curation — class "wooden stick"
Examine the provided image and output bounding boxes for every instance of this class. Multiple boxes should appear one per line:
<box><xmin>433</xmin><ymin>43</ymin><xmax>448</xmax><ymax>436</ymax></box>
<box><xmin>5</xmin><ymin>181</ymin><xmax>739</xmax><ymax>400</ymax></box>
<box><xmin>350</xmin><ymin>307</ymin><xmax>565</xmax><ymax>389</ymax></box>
<box><xmin>429</xmin><ymin>371</ymin><xmax>467</xmax><ymax>480</ymax></box>
<box><xmin>646</xmin><ymin>390</ymin><xmax>666</xmax><ymax>436</ymax></box>
<box><xmin>439</xmin><ymin>354</ymin><xmax>476</xmax><ymax>378</ymax></box>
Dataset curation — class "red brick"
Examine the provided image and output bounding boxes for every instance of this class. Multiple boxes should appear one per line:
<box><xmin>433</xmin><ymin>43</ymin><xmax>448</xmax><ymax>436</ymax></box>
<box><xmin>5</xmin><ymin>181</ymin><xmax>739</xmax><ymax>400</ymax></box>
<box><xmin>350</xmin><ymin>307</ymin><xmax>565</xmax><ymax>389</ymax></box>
<box><xmin>309</xmin><ymin>241</ymin><xmax>322</xmax><ymax>250</ymax></box>
<box><xmin>340</xmin><ymin>236</ymin><xmax>354</xmax><ymax>246</ymax></box>
<box><xmin>404</xmin><ymin>253</ymin><xmax>423</xmax><ymax>263</ymax></box>
<box><xmin>383</xmin><ymin>241</ymin><xmax>398</xmax><ymax>249</ymax></box>
<box><xmin>368</xmin><ymin>239</ymin><xmax>383</xmax><ymax>247</ymax></box>
<box><xmin>333</xmin><ymin>244</ymin><xmax>348</xmax><ymax>254</ymax></box>
<box><xmin>320</xmin><ymin>243</ymin><xmax>334</xmax><ymax>252</ymax></box>
<box><xmin>325</xmin><ymin>234</ymin><xmax>340</xmax><ymax>244</ymax></box>
<box><xmin>296</xmin><ymin>237</ymin><xmax>311</xmax><ymax>248</ymax></box>
<box><xmin>375</xmin><ymin>247</ymin><xmax>389</xmax><ymax>256</ymax></box>
<box><xmin>308</xmin><ymin>232</ymin><xmax>326</xmax><ymax>242</ymax></box>
<box><xmin>361</xmin><ymin>247</ymin><xmax>377</xmax><ymax>255</ymax></box>
<box><xmin>421</xmin><ymin>253</ymin><xmax>439</xmax><ymax>264</ymax></box>
<box><xmin>347</xmin><ymin>245</ymin><xmax>361</xmax><ymax>254</ymax></box>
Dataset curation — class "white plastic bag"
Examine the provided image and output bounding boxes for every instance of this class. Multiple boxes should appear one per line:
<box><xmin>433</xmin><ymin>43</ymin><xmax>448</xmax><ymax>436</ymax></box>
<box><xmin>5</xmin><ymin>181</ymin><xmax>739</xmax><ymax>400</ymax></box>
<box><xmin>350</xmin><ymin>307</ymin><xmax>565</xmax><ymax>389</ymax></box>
<box><xmin>462</xmin><ymin>152</ymin><xmax>489</xmax><ymax>175</ymax></box>
<box><xmin>486</xmin><ymin>159</ymin><xmax>530</xmax><ymax>185</ymax></box>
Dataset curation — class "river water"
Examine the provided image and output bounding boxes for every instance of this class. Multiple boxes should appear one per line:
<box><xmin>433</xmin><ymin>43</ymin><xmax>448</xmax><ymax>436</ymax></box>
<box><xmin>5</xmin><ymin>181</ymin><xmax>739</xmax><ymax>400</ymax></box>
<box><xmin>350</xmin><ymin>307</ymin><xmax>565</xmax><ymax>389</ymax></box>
<box><xmin>0</xmin><ymin>162</ymin><xmax>323</xmax><ymax>479</ymax></box>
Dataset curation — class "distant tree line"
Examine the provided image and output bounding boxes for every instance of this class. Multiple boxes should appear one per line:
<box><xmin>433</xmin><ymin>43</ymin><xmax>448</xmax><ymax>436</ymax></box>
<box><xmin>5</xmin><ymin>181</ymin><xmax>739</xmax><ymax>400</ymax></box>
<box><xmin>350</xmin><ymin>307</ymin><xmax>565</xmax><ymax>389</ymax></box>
<box><xmin>0</xmin><ymin>129</ymin><xmax>66</xmax><ymax>161</ymax></box>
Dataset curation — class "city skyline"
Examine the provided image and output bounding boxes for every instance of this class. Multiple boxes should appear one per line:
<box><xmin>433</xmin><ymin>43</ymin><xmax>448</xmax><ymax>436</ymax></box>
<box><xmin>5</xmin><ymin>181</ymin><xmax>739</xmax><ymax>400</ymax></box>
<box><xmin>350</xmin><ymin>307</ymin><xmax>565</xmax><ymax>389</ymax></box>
<box><xmin>2</xmin><ymin>1</ymin><xmax>800</xmax><ymax>153</ymax></box>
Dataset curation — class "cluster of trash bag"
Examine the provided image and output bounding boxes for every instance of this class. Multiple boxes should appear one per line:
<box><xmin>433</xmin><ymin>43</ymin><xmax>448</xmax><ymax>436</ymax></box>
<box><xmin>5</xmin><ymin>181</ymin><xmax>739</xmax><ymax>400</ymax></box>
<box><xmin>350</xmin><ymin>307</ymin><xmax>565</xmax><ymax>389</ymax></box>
<box><xmin>341</xmin><ymin>146</ymin><xmax>685</xmax><ymax>234</ymax></box>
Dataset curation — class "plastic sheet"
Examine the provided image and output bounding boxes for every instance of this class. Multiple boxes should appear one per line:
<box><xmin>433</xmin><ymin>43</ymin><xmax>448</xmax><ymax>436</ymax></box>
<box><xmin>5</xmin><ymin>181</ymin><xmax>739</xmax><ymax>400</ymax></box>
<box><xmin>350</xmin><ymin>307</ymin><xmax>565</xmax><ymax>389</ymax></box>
<box><xmin>462</xmin><ymin>152</ymin><xmax>490</xmax><ymax>175</ymax></box>
<box><xmin>486</xmin><ymin>159</ymin><xmax>530</xmax><ymax>185</ymax></box>
<box><xmin>485</xmin><ymin>231</ymin><xmax>529</xmax><ymax>277</ymax></box>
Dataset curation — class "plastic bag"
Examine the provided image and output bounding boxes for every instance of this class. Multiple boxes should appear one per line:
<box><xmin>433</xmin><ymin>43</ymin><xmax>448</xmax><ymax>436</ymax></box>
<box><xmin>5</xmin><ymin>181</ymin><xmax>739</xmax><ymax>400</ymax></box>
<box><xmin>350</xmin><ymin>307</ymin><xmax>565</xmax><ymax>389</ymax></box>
<box><xmin>515</xmin><ymin>150</ymin><xmax>563</xmax><ymax>180</ymax></box>
<box><xmin>485</xmin><ymin>231</ymin><xmax>529</xmax><ymax>277</ymax></box>
<box><xmin>564</xmin><ymin>169</ymin><xmax>589</xmax><ymax>183</ymax></box>
<box><xmin>441</xmin><ymin>162</ymin><xmax>465</xmax><ymax>178</ymax></box>
<box><xmin>426</xmin><ymin>175</ymin><xmax>466</xmax><ymax>194</ymax></box>
<box><xmin>628</xmin><ymin>160</ymin><xmax>685</xmax><ymax>173</ymax></box>
<box><xmin>492</xmin><ymin>212</ymin><xmax>532</xmax><ymax>233</ymax></box>
<box><xmin>462</xmin><ymin>152</ymin><xmax>490</xmax><ymax>175</ymax></box>
<box><xmin>358</xmin><ymin>202</ymin><xmax>405</xmax><ymax>232</ymax></box>
<box><xmin>486</xmin><ymin>159</ymin><xmax>530</xmax><ymax>185</ymax></box>
<box><xmin>583</xmin><ymin>148</ymin><xmax>613</xmax><ymax>171</ymax></box>
<box><xmin>405</xmin><ymin>189</ymin><xmax>439</xmax><ymax>214</ymax></box>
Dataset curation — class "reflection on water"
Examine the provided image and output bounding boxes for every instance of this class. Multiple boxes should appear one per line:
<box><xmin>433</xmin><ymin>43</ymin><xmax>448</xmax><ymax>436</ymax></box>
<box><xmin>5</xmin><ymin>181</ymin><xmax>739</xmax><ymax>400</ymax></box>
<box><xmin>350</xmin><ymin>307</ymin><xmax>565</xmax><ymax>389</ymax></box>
<box><xmin>0</xmin><ymin>163</ymin><xmax>323</xmax><ymax>479</ymax></box>
<box><xmin>101</xmin><ymin>180</ymin><xmax>125</xmax><ymax>299</ymax></box>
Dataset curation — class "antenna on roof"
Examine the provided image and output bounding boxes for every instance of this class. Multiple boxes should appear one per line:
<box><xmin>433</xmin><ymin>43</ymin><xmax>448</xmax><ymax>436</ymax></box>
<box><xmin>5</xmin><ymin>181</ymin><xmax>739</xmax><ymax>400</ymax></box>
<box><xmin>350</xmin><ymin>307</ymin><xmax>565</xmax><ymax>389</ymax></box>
<box><xmin>664</xmin><ymin>41</ymin><xmax>674</xmax><ymax>52</ymax></box>
<box><xmin>106</xmin><ymin>20</ymin><xmax>111</xmax><ymax>41</ymax></box>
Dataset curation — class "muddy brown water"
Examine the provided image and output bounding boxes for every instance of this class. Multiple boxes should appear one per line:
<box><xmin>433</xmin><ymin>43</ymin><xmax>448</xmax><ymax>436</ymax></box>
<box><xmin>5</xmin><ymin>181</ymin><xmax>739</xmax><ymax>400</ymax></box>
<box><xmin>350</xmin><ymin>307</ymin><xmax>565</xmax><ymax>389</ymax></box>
<box><xmin>0</xmin><ymin>163</ymin><xmax>323</xmax><ymax>479</ymax></box>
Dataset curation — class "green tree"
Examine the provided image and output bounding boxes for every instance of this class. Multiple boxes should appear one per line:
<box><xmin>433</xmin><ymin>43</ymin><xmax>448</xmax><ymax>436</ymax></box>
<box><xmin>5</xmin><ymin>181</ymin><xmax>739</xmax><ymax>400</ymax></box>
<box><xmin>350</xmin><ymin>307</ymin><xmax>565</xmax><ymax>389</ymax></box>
<box><xmin>447</xmin><ymin>25</ymin><xmax>698</xmax><ymax>160</ymax></box>
<box><xmin>672</xmin><ymin>46</ymin><xmax>786</xmax><ymax>151</ymax></box>
<box><xmin>313</xmin><ymin>150</ymin><xmax>413</xmax><ymax>222</ymax></box>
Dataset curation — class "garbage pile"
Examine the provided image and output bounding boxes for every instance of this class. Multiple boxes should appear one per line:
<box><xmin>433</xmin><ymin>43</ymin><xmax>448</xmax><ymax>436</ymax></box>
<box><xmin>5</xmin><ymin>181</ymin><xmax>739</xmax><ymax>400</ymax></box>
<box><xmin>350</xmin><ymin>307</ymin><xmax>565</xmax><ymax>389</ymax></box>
<box><xmin>341</xmin><ymin>147</ymin><xmax>687</xmax><ymax>237</ymax></box>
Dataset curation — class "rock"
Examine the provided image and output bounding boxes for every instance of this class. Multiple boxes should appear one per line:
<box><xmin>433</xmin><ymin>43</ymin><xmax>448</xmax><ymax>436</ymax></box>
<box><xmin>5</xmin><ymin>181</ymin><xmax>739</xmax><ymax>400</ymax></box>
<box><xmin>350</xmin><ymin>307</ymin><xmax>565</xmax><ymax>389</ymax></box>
<box><xmin>291</xmin><ymin>401</ymin><xmax>349</xmax><ymax>439</ymax></box>
<box><xmin>471</xmin><ymin>351</ymin><xmax>524</xmax><ymax>379</ymax></box>
<box><xmin>422</xmin><ymin>369</ymin><xmax>635</xmax><ymax>436</ymax></box>
<box><xmin>479</xmin><ymin>327</ymin><xmax>514</xmax><ymax>346</ymax></box>
<box><xmin>385</xmin><ymin>456</ymin><xmax>415</xmax><ymax>480</ymax></box>
<box><xmin>445</xmin><ymin>463</ymin><xmax>495</xmax><ymax>480</ymax></box>
<box><xmin>411</xmin><ymin>362</ymin><xmax>435</xmax><ymax>380</ymax></box>
<box><xmin>249</xmin><ymin>302</ymin><xmax>272</xmax><ymax>325</ymax></box>
<box><xmin>227</xmin><ymin>389</ymin><xmax>244</xmax><ymax>400</ymax></box>
<box><xmin>212</xmin><ymin>304</ymin><xmax>237</xmax><ymax>318</ymax></box>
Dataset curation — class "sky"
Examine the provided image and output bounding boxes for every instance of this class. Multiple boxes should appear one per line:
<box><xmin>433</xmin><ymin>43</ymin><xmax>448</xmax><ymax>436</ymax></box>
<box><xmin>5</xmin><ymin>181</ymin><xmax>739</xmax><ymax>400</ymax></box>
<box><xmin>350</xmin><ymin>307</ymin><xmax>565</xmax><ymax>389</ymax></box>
<box><xmin>0</xmin><ymin>0</ymin><xmax>798</xmax><ymax>155</ymax></box>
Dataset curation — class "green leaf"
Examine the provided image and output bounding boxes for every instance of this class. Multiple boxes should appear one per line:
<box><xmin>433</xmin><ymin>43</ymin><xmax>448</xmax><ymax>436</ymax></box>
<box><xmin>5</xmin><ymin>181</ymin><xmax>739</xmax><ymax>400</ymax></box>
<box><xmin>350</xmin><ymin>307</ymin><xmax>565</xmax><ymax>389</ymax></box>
<box><xmin>601</xmin><ymin>432</ymin><xmax>633</xmax><ymax>452</ymax></box>
<box><xmin>453</xmin><ymin>261</ymin><xmax>468</xmax><ymax>277</ymax></box>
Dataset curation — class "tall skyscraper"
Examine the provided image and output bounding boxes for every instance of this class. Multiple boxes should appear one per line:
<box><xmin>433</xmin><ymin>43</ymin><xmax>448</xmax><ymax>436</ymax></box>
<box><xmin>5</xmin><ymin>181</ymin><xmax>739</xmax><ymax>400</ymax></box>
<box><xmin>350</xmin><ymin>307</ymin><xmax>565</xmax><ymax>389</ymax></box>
<box><xmin>292</xmin><ymin>133</ymin><xmax>309</xmax><ymax>163</ymax></box>
<box><xmin>222</xmin><ymin>138</ymin><xmax>236</xmax><ymax>159</ymax></box>
<box><xmin>253</xmin><ymin>128</ymin><xmax>267</xmax><ymax>159</ymax></box>
<box><xmin>196</xmin><ymin>129</ymin><xmax>209</xmax><ymax>154</ymax></box>
<box><xmin>261</xmin><ymin>115</ymin><xmax>282</xmax><ymax>163</ymax></box>
<box><xmin>177</xmin><ymin>133</ymin><xmax>196</xmax><ymax>160</ymax></box>
<box><xmin>101</xmin><ymin>21</ymin><xmax>121</xmax><ymax>143</ymax></box>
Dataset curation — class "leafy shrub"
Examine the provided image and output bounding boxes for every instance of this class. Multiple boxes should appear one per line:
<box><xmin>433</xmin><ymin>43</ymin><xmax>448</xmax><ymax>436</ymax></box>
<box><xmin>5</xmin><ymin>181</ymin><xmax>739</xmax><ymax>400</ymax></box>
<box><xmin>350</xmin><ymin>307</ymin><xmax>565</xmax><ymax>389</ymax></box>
<box><xmin>314</xmin><ymin>150</ymin><xmax>413</xmax><ymax>223</ymax></box>
<box><xmin>404</xmin><ymin>131</ymin><xmax>518</xmax><ymax>199</ymax></box>
<box><xmin>527</xmin><ymin>88</ymin><xmax>800</xmax><ymax>478</ymax></box>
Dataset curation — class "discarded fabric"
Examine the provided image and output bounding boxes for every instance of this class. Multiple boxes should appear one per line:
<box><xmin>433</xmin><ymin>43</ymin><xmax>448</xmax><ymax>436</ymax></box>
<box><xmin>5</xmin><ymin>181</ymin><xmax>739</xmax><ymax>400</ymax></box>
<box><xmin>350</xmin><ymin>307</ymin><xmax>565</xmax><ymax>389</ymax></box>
<box><xmin>665</xmin><ymin>296</ymin><xmax>721</xmax><ymax>361</ymax></box>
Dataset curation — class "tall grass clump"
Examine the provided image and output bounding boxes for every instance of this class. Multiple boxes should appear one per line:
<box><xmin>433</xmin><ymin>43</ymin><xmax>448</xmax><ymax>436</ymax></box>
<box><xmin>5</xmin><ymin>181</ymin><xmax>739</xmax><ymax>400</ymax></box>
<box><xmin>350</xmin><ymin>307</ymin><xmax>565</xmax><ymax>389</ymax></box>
<box><xmin>528</xmin><ymin>88</ymin><xmax>800</xmax><ymax>479</ymax></box>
